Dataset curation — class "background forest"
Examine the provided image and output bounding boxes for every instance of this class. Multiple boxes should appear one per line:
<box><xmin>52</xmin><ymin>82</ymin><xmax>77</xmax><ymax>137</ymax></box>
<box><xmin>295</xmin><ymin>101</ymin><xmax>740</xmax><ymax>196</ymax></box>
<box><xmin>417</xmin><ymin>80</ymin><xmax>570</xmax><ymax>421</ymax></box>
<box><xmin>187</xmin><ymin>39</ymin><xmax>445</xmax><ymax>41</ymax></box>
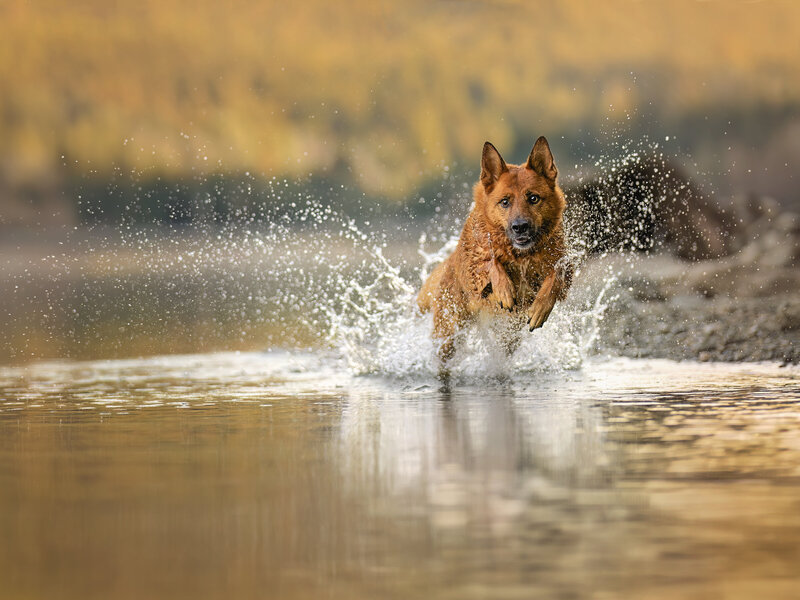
<box><xmin>1</xmin><ymin>0</ymin><xmax>800</xmax><ymax>226</ymax></box>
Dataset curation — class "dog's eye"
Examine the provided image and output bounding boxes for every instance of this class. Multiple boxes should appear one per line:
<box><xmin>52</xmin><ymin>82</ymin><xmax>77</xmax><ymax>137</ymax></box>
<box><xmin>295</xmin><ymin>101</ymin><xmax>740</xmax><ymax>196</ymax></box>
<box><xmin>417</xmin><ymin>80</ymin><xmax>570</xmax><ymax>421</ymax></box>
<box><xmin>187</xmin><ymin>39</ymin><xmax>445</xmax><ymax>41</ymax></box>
<box><xmin>499</xmin><ymin>196</ymin><xmax>511</xmax><ymax>208</ymax></box>
<box><xmin>527</xmin><ymin>192</ymin><xmax>541</xmax><ymax>205</ymax></box>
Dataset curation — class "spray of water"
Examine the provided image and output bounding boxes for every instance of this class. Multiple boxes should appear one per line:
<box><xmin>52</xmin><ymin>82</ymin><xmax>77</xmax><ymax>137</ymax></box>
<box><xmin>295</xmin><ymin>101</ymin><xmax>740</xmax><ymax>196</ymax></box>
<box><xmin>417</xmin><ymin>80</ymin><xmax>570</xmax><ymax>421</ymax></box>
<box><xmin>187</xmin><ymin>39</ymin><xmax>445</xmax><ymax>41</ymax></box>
<box><xmin>315</xmin><ymin>214</ymin><xmax>619</xmax><ymax>379</ymax></box>
<box><xmin>311</xmin><ymin>137</ymin><xmax>714</xmax><ymax>379</ymax></box>
<box><xmin>7</xmin><ymin>138</ymin><xmax>702</xmax><ymax>377</ymax></box>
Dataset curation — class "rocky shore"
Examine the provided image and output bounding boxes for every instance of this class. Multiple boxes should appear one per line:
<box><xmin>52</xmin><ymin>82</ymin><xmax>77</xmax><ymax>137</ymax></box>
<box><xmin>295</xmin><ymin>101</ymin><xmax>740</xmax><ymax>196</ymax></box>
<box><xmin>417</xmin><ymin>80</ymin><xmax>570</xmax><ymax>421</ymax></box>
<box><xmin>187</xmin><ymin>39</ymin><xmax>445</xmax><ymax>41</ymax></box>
<box><xmin>585</xmin><ymin>195</ymin><xmax>799</xmax><ymax>364</ymax></box>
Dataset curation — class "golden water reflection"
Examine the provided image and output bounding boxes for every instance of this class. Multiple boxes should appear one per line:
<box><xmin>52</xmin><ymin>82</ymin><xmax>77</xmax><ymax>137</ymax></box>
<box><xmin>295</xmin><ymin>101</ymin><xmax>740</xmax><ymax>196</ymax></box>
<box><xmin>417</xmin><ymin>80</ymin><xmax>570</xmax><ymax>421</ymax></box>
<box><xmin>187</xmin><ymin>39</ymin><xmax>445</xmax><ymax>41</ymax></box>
<box><xmin>1</xmin><ymin>355</ymin><xmax>798</xmax><ymax>599</ymax></box>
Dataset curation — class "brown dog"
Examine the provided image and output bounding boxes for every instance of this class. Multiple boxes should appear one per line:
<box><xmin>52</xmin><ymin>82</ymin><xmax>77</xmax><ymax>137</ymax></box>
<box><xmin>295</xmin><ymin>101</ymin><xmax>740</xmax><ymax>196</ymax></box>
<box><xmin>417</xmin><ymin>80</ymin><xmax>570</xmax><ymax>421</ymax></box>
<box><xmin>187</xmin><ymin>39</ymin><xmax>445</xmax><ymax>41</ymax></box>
<box><xmin>417</xmin><ymin>137</ymin><xmax>572</xmax><ymax>369</ymax></box>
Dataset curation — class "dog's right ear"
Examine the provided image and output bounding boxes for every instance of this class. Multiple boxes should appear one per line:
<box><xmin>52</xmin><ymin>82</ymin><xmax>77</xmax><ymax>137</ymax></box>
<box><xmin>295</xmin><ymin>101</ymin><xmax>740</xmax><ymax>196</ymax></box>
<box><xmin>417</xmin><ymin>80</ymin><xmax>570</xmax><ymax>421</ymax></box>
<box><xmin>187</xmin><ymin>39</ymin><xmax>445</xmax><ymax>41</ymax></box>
<box><xmin>480</xmin><ymin>142</ymin><xmax>508</xmax><ymax>189</ymax></box>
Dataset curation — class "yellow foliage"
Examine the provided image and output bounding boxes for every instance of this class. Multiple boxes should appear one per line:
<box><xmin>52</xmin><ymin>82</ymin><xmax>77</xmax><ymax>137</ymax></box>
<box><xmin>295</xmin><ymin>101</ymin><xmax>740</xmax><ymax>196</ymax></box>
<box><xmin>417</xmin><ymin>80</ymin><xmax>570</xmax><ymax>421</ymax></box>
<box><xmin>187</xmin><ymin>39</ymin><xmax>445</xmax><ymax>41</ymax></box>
<box><xmin>1</xmin><ymin>0</ymin><xmax>799</xmax><ymax>198</ymax></box>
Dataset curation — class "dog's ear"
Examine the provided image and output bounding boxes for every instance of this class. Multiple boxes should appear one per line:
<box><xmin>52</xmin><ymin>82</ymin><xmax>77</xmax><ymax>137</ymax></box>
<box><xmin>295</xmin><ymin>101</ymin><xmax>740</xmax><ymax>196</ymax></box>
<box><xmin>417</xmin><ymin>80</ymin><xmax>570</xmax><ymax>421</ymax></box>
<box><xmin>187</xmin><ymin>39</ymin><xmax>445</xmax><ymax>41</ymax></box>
<box><xmin>527</xmin><ymin>136</ymin><xmax>558</xmax><ymax>180</ymax></box>
<box><xmin>481</xmin><ymin>142</ymin><xmax>508</xmax><ymax>189</ymax></box>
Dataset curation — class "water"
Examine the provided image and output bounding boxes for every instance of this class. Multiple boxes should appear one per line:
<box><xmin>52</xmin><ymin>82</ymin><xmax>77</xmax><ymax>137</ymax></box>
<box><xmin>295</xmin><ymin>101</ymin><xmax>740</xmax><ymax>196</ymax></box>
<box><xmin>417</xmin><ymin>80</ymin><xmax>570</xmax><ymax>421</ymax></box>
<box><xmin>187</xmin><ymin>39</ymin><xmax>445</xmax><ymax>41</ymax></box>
<box><xmin>1</xmin><ymin>207</ymin><xmax>613</xmax><ymax>374</ymax></box>
<box><xmin>1</xmin><ymin>353</ymin><xmax>798</xmax><ymax>599</ymax></box>
<box><xmin>1</xmin><ymin>141</ymin><xmax>685</xmax><ymax>369</ymax></box>
<box><xmin>2</xmin><ymin>143</ymin><xmax>797</xmax><ymax>598</ymax></box>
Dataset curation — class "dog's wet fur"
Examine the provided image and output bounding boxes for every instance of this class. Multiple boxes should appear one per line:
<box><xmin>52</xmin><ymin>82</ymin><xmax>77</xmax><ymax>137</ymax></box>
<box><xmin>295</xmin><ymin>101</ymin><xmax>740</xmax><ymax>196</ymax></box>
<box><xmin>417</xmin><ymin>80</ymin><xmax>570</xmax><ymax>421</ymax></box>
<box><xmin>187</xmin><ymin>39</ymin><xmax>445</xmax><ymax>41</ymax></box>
<box><xmin>417</xmin><ymin>137</ymin><xmax>572</xmax><ymax>377</ymax></box>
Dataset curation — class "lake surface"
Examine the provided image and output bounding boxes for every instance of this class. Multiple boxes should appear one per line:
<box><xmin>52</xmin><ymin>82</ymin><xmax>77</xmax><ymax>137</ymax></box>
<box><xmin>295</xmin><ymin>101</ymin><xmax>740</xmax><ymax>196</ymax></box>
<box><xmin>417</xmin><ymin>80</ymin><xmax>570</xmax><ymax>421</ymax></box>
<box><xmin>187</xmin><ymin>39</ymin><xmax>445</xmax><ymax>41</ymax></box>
<box><xmin>1</xmin><ymin>353</ymin><xmax>799</xmax><ymax>599</ymax></box>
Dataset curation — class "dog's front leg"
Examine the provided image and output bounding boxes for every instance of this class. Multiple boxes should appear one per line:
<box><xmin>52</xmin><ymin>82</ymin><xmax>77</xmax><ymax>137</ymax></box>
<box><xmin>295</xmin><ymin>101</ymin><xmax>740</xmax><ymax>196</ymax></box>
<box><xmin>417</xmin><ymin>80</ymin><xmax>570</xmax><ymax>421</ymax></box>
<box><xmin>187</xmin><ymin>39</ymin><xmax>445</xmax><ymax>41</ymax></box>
<box><xmin>482</xmin><ymin>257</ymin><xmax>515</xmax><ymax>310</ymax></box>
<box><xmin>527</xmin><ymin>261</ymin><xmax>572</xmax><ymax>331</ymax></box>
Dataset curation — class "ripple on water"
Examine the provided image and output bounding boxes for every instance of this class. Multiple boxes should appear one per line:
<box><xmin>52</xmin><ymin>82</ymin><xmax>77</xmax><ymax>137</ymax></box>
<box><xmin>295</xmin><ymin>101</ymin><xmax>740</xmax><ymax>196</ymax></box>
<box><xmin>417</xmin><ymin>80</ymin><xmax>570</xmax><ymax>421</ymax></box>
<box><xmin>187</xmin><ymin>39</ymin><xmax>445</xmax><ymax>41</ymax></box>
<box><xmin>0</xmin><ymin>354</ymin><xmax>799</xmax><ymax>599</ymax></box>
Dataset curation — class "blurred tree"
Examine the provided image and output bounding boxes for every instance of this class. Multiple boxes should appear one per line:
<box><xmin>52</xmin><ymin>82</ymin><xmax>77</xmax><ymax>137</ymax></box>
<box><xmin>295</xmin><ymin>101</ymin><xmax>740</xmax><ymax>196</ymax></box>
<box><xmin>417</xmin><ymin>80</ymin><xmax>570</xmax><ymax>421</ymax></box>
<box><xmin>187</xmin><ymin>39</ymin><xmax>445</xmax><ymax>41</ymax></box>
<box><xmin>1</xmin><ymin>0</ymin><xmax>799</xmax><ymax>224</ymax></box>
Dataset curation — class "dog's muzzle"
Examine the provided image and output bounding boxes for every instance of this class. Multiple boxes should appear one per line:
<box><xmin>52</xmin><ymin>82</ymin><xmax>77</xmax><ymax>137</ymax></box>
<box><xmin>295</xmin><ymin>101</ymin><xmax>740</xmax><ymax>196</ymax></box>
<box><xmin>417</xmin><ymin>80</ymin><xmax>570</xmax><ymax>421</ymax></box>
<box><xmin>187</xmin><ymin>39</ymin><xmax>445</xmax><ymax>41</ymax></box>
<box><xmin>508</xmin><ymin>219</ymin><xmax>537</xmax><ymax>250</ymax></box>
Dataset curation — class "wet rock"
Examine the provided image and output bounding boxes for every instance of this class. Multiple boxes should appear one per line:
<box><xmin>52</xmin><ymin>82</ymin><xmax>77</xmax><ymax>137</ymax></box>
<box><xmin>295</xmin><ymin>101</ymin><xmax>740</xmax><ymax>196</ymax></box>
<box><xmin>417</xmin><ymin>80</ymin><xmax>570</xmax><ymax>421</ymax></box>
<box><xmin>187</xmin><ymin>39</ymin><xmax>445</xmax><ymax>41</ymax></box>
<box><xmin>565</xmin><ymin>157</ymin><xmax>736</xmax><ymax>260</ymax></box>
<box><xmin>567</xmin><ymin>181</ymin><xmax>800</xmax><ymax>364</ymax></box>
<box><xmin>595</xmin><ymin>293</ymin><xmax>800</xmax><ymax>365</ymax></box>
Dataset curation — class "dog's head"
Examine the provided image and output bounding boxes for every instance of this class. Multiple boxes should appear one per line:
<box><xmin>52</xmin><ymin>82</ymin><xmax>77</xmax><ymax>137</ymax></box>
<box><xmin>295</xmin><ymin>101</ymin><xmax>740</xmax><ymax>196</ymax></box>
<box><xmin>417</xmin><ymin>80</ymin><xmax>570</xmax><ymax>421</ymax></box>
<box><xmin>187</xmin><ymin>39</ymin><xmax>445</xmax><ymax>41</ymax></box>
<box><xmin>477</xmin><ymin>137</ymin><xmax>565</xmax><ymax>251</ymax></box>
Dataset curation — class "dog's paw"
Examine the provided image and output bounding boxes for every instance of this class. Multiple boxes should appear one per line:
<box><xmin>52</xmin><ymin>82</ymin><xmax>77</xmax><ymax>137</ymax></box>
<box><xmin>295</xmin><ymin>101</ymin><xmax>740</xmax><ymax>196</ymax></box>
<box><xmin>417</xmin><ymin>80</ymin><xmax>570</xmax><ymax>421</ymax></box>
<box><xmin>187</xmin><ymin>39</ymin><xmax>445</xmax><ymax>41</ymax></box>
<box><xmin>527</xmin><ymin>294</ymin><xmax>556</xmax><ymax>331</ymax></box>
<box><xmin>494</xmin><ymin>285</ymin><xmax>515</xmax><ymax>311</ymax></box>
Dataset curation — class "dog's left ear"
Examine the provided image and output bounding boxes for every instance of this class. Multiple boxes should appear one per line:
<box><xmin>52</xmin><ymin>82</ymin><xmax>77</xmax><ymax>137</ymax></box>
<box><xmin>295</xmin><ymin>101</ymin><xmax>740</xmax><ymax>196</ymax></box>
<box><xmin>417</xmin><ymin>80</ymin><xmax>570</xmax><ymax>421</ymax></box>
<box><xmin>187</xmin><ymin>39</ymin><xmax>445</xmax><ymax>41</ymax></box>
<box><xmin>527</xmin><ymin>136</ymin><xmax>558</xmax><ymax>180</ymax></box>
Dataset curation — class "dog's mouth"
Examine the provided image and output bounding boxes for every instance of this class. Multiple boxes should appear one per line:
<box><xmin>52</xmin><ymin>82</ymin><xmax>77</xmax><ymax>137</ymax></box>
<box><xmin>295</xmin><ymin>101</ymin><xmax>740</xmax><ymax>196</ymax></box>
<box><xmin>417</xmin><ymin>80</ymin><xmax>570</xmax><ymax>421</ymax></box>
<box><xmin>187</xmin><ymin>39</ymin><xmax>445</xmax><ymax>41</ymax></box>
<box><xmin>509</xmin><ymin>231</ymin><xmax>539</xmax><ymax>251</ymax></box>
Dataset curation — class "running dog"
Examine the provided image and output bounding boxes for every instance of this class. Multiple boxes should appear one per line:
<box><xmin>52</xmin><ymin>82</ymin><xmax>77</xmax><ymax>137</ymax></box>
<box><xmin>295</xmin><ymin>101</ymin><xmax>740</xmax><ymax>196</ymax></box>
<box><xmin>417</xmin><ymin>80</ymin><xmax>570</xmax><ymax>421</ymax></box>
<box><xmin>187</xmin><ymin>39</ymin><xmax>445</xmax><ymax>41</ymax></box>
<box><xmin>417</xmin><ymin>137</ymin><xmax>572</xmax><ymax>369</ymax></box>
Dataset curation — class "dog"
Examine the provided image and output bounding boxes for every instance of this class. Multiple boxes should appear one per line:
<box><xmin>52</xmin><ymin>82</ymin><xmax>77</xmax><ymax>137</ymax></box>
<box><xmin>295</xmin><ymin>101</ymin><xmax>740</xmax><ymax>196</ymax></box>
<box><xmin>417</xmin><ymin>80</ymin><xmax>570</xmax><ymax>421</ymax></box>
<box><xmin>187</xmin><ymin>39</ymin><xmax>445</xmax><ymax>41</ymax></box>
<box><xmin>417</xmin><ymin>137</ymin><xmax>572</xmax><ymax>371</ymax></box>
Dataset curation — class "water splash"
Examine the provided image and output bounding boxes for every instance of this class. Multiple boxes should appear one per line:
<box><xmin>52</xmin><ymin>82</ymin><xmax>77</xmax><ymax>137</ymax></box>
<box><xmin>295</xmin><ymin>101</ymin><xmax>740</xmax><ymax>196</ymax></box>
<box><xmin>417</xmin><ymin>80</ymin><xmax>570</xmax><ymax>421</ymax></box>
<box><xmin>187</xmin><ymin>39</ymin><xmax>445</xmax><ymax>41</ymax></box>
<box><xmin>315</xmin><ymin>214</ymin><xmax>620</xmax><ymax>380</ymax></box>
<box><xmin>5</xmin><ymin>138</ymin><xmax>709</xmax><ymax>375</ymax></box>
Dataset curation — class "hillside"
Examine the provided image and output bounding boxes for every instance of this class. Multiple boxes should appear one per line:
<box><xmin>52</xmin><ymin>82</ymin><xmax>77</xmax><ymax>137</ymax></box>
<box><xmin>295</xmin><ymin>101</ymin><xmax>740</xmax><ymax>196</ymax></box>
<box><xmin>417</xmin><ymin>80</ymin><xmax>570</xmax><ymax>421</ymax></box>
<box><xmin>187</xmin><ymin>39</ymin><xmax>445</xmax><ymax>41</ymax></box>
<box><xmin>2</xmin><ymin>0</ymin><xmax>800</xmax><ymax>223</ymax></box>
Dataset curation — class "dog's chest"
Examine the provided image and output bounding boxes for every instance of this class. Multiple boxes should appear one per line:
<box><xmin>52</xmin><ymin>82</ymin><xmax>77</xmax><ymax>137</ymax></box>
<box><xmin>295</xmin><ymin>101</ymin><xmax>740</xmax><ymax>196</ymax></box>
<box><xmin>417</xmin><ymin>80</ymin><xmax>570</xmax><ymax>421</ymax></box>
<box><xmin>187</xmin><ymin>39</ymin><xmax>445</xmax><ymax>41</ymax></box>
<box><xmin>508</xmin><ymin>262</ymin><xmax>543</xmax><ymax>305</ymax></box>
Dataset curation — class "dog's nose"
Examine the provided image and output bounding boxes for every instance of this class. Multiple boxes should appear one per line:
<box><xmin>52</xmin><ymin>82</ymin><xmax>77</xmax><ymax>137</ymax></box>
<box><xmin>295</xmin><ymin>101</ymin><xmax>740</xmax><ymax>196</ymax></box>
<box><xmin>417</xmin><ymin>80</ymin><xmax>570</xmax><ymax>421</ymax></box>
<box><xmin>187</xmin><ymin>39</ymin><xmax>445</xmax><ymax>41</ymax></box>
<box><xmin>510</xmin><ymin>219</ymin><xmax>530</xmax><ymax>235</ymax></box>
